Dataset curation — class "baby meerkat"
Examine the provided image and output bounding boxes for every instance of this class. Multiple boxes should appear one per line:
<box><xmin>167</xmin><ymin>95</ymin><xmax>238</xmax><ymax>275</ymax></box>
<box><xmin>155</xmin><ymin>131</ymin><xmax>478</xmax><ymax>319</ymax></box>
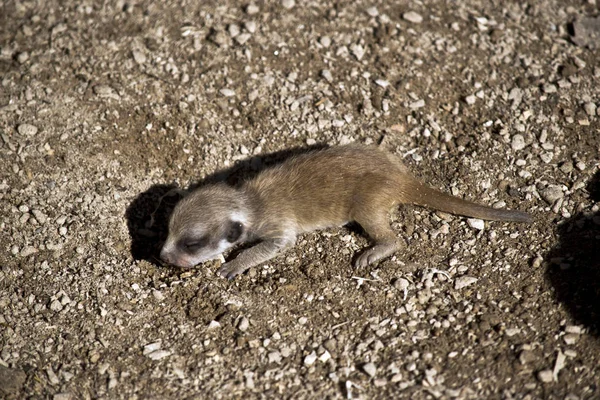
<box><xmin>160</xmin><ymin>144</ymin><xmax>531</xmax><ymax>279</ymax></box>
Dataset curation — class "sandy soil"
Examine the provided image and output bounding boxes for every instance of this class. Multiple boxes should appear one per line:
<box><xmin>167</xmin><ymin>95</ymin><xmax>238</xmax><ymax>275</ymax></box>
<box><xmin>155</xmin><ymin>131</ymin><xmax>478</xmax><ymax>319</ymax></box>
<box><xmin>1</xmin><ymin>0</ymin><xmax>599</xmax><ymax>399</ymax></box>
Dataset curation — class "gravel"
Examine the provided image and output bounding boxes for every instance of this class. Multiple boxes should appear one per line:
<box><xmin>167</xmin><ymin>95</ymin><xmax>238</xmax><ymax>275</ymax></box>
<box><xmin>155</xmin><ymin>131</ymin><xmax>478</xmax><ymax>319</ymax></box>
<box><xmin>1</xmin><ymin>0</ymin><xmax>599</xmax><ymax>398</ymax></box>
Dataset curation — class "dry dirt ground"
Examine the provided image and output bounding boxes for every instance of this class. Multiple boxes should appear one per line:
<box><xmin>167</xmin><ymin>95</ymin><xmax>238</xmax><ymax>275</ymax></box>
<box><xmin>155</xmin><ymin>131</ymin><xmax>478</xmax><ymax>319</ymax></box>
<box><xmin>1</xmin><ymin>0</ymin><xmax>600</xmax><ymax>399</ymax></box>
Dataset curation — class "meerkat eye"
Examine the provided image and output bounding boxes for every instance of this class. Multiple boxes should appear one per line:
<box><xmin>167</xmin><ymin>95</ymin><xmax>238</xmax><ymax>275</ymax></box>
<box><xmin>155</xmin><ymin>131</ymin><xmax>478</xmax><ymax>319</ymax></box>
<box><xmin>226</xmin><ymin>221</ymin><xmax>244</xmax><ymax>243</ymax></box>
<box><xmin>181</xmin><ymin>237</ymin><xmax>207</xmax><ymax>252</ymax></box>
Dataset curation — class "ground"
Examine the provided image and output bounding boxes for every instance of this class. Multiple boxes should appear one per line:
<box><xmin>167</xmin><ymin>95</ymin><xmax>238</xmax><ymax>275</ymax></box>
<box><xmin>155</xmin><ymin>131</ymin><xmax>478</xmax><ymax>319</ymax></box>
<box><xmin>1</xmin><ymin>0</ymin><xmax>599</xmax><ymax>399</ymax></box>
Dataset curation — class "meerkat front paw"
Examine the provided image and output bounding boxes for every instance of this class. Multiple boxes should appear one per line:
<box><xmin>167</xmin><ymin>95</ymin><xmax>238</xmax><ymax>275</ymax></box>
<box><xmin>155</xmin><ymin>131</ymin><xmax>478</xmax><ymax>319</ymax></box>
<box><xmin>218</xmin><ymin>261</ymin><xmax>246</xmax><ymax>280</ymax></box>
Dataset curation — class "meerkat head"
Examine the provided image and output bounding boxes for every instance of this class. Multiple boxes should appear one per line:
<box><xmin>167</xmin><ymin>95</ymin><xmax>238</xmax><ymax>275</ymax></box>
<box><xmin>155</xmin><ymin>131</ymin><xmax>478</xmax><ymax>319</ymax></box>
<box><xmin>160</xmin><ymin>184</ymin><xmax>250</xmax><ymax>268</ymax></box>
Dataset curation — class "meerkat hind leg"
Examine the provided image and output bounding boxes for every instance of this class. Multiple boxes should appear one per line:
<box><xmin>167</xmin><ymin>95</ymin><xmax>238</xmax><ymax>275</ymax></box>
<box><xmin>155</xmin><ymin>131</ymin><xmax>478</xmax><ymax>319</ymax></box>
<box><xmin>353</xmin><ymin>211</ymin><xmax>400</xmax><ymax>268</ymax></box>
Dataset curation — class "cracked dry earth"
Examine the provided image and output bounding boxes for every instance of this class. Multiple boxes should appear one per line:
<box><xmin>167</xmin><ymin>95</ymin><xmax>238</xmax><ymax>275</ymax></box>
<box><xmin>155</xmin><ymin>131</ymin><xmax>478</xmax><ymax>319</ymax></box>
<box><xmin>1</xmin><ymin>0</ymin><xmax>600</xmax><ymax>399</ymax></box>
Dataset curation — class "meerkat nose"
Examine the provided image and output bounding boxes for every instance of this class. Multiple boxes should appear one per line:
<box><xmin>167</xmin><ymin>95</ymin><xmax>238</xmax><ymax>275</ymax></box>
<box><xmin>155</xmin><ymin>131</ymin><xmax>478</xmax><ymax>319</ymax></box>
<box><xmin>160</xmin><ymin>248</ymin><xmax>173</xmax><ymax>264</ymax></box>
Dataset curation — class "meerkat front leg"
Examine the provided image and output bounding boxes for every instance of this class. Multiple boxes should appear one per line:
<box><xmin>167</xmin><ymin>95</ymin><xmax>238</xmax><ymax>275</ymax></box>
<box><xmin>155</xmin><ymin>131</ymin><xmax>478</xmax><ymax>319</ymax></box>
<box><xmin>218</xmin><ymin>235</ymin><xmax>296</xmax><ymax>280</ymax></box>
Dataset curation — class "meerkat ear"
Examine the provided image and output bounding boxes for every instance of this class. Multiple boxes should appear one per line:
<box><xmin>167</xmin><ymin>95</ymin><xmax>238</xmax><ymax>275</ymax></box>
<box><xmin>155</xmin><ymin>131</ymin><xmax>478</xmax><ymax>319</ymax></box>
<box><xmin>225</xmin><ymin>221</ymin><xmax>244</xmax><ymax>243</ymax></box>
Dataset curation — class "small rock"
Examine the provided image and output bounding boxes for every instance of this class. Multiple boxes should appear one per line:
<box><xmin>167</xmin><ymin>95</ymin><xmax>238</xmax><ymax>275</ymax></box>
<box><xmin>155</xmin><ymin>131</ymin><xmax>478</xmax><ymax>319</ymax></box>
<box><xmin>244</xmin><ymin>21</ymin><xmax>257</xmax><ymax>34</ymax></box>
<box><xmin>281</xmin><ymin>0</ymin><xmax>295</xmax><ymax>9</ymax></box>
<box><xmin>465</xmin><ymin>95</ymin><xmax>477</xmax><ymax>105</ymax></box>
<box><xmin>304</xmin><ymin>351</ymin><xmax>317</xmax><ymax>366</ymax></box>
<box><xmin>409</xmin><ymin>99</ymin><xmax>425</xmax><ymax>109</ymax></box>
<box><xmin>375</xmin><ymin>79</ymin><xmax>389</xmax><ymax>88</ymax></box>
<box><xmin>565</xmin><ymin>325</ymin><xmax>582</xmax><ymax>335</ymax></box>
<box><xmin>152</xmin><ymin>290</ymin><xmax>165</xmax><ymax>301</ymax></box>
<box><xmin>143</xmin><ymin>342</ymin><xmax>162</xmax><ymax>355</ymax></box>
<box><xmin>583</xmin><ymin>102</ymin><xmax>597</xmax><ymax>116</ymax></box>
<box><xmin>563</xmin><ymin>333</ymin><xmax>579</xmax><ymax>345</ymax></box>
<box><xmin>207</xmin><ymin>320</ymin><xmax>221</xmax><ymax>329</ymax></box>
<box><xmin>228</xmin><ymin>24</ymin><xmax>240</xmax><ymax>38</ymax></box>
<box><xmin>245</xmin><ymin>3</ymin><xmax>259</xmax><ymax>15</ymax></box>
<box><xmin>268</xmin><ymin>351</ymin><xmax>282</xmax><ymax>364</ymax></box>
<box><xmin>47</xmin><ymin>367</ymin><xmax>60</xmax><ymax>385</ymax></box>
<box><xmin>539</xmin><ymin>185</ymin><xmax>564</xmax><ymax>204</ymax></box>
<box><xmin>18</xmin><ymin>124</ymin><xmax>38</xmax><ymax>136</ymax></box>
<box><xmin>318</xmin><ymin>350</ymin><xmax>331</xmax><ymax>363</ymax></box>
<box><xmin>321</xmin><ymin>69</ymin><xmax>333</xmax><ymax>82</ymax></box>
<box><xmin>132</xmin><ymin>50</ymin><xmax>146</xmax><ymax>64</ymax></box>
<box><xmin>53</xmin><ymin>394</ymin><xmax>72</xmax><ymax>400</ymax></box>
<box><xmin>20</xmin><ymin>246</ymin><xmax>37</xmax><ymax>257</ymax></box>
<box><xmin>93</xmin><ymin>85</ymin><xmax>114</xmax><ymax>96</ymax></box>
<box><xmin>537</xmin><ymin>369</ymin><xmax>553</xmax><ymax>383</ymax></box>
<box><xmin>350</xmin><ymin>44</ymin><xmax>365</xmax><ymax>61</ymax></box>
<box><xmin>467</xmin><ymin>218</ymin><xmax>484</xmax><ymax>230</ymax></box>
<box><xmin>17</xmin><ymin>52</ymin><xmax>29</xmax><ymax>64</ymax></box>
<box><xmin>147</xmin><ymin>350</ymin><xmax>171</xmax><ymax>360</ymax></box>
<box><xmin>455</xmin><ymin>276</ymin><xmax>478</xmax><ymax>290</ymax></box>
<box><xmin>542</xmin><ymin>83</ymin><xmax>557</xmax><ymax>94</ymax></box>
<box><xmin>238</xmin><ymin>317</ymin><xmax>250</xmax><ymax>332</ymax></box>
<box><xmin>511</xmin><ymin>134</ymin><xmax>526</xmax><ymax>151</ymax></box>
<box><xmin>319</xmin><ymin>36</ymin><xmax>331</xmax><ymax>47</ymax></box>
<box><xmin>220</xmin><ymin>88</ymin><xmax>235</xmax><ymax>97</ymax></box>
<box><xmin>519</xmin><ymin>350</ymin><xmax>537</xmax><ymax>364</ymax></box>
<box><xmin>403</xmin><ymin>11</ymin><xmax>423</xmax><ymax>24</ymax></box>
<box><xmin>235</xmin><ymin>33</ymin><xmax>251</xmax><ymax>45</ymax></box>
<box><xmin>32</xmin><ymin>209</ymin><xmax>47</xmax><ymax>224</ymax></box>
<box><xmin>366</xmin><ymin>7</ymin><xmax>378</xmax><ymax>17</ymax></box>
<box><xmin>362</xmin><ymin>362</ymin><xmax>377</xmax><ymax>377</ymax></box>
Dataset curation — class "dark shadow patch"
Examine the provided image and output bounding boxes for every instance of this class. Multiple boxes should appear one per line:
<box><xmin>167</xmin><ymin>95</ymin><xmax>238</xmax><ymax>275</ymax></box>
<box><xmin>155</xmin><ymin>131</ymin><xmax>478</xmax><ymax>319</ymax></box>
<box><xmin>125</xmin><ymin>144</ymin><xmax>328</xmax><ymax>265</ymax></box>
<box><xmin>545</xmin><ymin>172</ymin><xmax>600</xmax><ymax>336</ymax></box>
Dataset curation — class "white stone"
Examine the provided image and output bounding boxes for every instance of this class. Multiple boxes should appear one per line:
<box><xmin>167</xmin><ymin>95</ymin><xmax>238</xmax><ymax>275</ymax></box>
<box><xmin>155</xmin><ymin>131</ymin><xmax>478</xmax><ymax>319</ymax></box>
<box><xmin>454</xmin><ymin>276</ymin><xmax>478</xmax><ymax>290</ymax></box>
<box><xmin>403</xmin><ymin>11</ymin><xmax>423</xmax><ymax>23</ymax></box>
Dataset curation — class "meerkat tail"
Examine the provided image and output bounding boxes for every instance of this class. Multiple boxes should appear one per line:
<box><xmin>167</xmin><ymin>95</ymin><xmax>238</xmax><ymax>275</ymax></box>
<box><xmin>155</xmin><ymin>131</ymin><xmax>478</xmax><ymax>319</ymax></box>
<box><xmin>403</xmin><ymin>179</ymin><xmax>532</xmax><ymax>223</ymax></box>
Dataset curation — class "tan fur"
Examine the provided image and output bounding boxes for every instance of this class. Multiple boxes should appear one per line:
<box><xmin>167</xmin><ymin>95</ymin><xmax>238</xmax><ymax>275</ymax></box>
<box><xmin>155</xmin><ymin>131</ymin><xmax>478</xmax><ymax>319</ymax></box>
<box><xmin>160</xmin><ymin>144</ymin><xmax>531</xmax><ymax>279</ymax></box>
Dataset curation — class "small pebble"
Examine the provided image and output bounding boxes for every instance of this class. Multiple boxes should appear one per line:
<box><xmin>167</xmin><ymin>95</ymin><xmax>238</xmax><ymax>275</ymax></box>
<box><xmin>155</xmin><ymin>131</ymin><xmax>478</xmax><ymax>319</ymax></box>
<box><xmin>539</xmin><ymin>185</ymin><xmax>564</xmax><ymax>204</ymax></box>
<box><xmin>152</xmin><ymin>290</ymin><xmax>165</xmax><ymax>301</ymax></box>
<box><xmin>362</xmin><ymin>362</ymin><xmax>377</xmax><ymax>377</ymax></box>
<box><xmin>565</xmin><ymin>325</ymin><xmax>582</xmax><ymax>334</ymax></box>
<box><xmin>583</xmin><ymin>102</ymin><xmax>597</xmax><ymax>117</ymax></box>
<box><xmin>132</xmin><ymin>50</ymin><xmax>146</xmax><ymax>64</ymax></box>
<box><xmin>409</xmin><ymin>99</ymin><xmax>425</xmax><ymax>109</ymax></box>
<box><xmin>244</xmin><ymin>21</ymin><xmax>257</xmax><ymax>34</ymax></box>
<box><xmin>350</xmin><ymin>44</ymin><xmax>365</xmax><ymax>61</ymax></box>
<box><xmin>18</xmin><ymin>124</ymin><xmax>38</xmax><ymax>136</ymax></box>
<box><xmin>246</xmin><ymin>3</ymin><xmax>259</xmax><ymax>14</ymax></box>
<box><xmin>321</xmin><ymin>69</ymin><xmax>333</xmax><ymax>82</ymax></box>
<box><xmin>542</xmin><ymin>83</ymin><xmax>557</xmax><ymax>94</ymax></box>
<box><xmin>465</xmin><ymin>95</ymin><xmax>477</xmax><ymax>105</ymax></box>
<box><xmin>537</xmin><ymin>369</ymin><xmax>553</xmax><ymax>383</ymax></box>
<box><xmin>455</xmin><ymin>276</ymin><xmax>478</xmax><ymax>290</ymax></box>
<box><xmin>319</xmin><ymin>36</ymin><xmax>331</xmax><ymax>47</ymax></box>
<box><xmin>281</xmin><ymin>0</ymin><xmax>295</xmax><ymax>9</ymax></box>
<box><xmin>238</xmin><ymin>317</ymin><xmax>250</xmax><ymax>332</ymax></box>
<box><xmin>366</xmin><ymin>7</ymin><xmax>378</xmax><ymax>17</ymax></box>
<box><xmin>17</xmin><ymin>52</ymin><xmax>29</xmax><ymax>64</ymax></box>
<box><xmin>467</xmin><ymin>218</ymin><xmax>484</xmax><ymax>230</ymax></box>
<box><xmin>403</xmin><ymin>11</ymin><xmax>423</xmax><ymax>24</ymax></box>
<box><xmin>268</xmin><ymin>351</ymin><xmax>282</xmax><ymax>364</ymax></box>
<box><xmin>304</xmin><ymin>351</ymin><xmax>317</xmax><ymax>366</ymax></box>
<box><xmin>147</xmin><ymin>350</ymin><xmax>171</xmax><ymax>360</ymax></box>
<box><xmin>511</xmin><ymin>134</ymin><xmax>526</xmax><ymax>151</ymax></box>
<box><xmin>220</xmin><ymin>88</ymin><xmax>235</xmax><ymax>97</ymax></box>
<box><xmin>563</xmin><ymin>333</ymin><xmax>579</xmax><ymax>345</ymax></box>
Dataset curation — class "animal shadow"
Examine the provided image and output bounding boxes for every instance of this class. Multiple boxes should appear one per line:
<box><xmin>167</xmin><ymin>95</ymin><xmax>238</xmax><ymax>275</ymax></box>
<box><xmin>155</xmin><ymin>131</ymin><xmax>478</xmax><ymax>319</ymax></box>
<box><xmin>545</xmin><ymin>171</ymin><xmax>600</xmax><ymax>336</ymax></box>
<box><xmin>125</xmin><ymin>144</ymin><xmax>328</xmax><ymax>265</ymax></box>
